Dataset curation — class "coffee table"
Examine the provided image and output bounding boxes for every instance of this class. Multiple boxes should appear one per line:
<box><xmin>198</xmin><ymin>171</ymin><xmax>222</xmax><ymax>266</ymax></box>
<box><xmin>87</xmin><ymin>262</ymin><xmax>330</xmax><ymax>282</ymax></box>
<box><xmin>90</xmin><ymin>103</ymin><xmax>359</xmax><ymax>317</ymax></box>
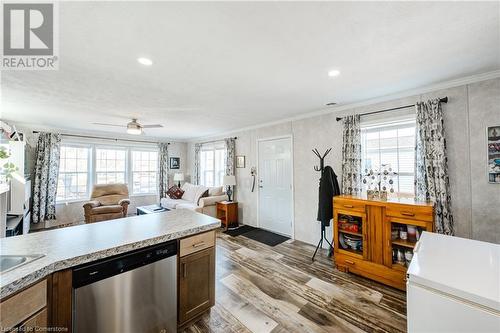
<box><xmin>136</xmin><ymin>204</ymin><xmax>169</xmax><ymax>215</ymax></box>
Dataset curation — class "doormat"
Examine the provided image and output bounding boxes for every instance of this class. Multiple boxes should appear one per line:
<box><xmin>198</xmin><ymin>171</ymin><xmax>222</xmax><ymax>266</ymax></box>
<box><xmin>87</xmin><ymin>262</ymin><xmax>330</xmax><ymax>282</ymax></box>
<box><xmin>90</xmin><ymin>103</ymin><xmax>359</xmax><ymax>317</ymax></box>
<box><xmin>224</xmin><ymin>225</ymin><xmax>256</xmax><ymax>237</ymax></box>
<box><xmin>242</xmin><ymin>228</ymin><xmax>290</xmax><ymax>247</ymax></box>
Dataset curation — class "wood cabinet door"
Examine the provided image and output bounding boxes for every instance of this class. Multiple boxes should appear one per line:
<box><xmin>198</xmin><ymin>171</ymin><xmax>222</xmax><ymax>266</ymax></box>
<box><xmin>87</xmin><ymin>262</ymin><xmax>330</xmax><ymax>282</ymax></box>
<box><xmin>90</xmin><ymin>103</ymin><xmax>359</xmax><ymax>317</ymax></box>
<box><xmin>20</xmin><ymin>308</ymin><xmax>47</xmax><ymax>331</ymax></box>
<box><xmin>178</xmin><ymin>247</ymin><xmax>215</xmax><ymax>325</ymax></box>
<box><xmin>334</xmin><ymin>208</ymin><xmax>368</xmax><ymax>260</ymax></box>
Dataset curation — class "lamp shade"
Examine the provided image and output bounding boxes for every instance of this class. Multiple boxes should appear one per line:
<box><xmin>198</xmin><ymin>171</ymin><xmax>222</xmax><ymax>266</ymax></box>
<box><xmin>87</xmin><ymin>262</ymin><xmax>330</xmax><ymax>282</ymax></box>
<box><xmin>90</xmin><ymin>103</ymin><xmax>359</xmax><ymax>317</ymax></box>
<box><xmin>223</xmin><ymin>175</ymin><xmax>236</xmax><ymax>186</ymax></box>
<box><xmin>174</xmin><ymin>173</ymin><xmax>184</xmax><ymax>181</ymax></box>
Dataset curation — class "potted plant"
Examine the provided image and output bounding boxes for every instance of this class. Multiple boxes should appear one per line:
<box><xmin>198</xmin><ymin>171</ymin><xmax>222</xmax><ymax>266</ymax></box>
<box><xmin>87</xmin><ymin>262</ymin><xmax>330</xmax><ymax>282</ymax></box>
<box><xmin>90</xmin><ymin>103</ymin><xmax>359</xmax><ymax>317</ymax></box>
<box><xmin>0</xmin><ymin>146</ymin><xmax>18</xmax><ymax>183</ymax></box>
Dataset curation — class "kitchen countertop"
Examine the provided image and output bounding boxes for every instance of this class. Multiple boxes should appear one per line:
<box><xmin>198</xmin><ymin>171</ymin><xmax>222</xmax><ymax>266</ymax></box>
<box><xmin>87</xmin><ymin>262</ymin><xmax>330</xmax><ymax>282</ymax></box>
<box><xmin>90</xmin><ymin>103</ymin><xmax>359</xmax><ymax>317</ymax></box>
<box><xmin>0</xmin><ymin>209</ymin><xmax>220</xmax><ymax>299</ymax></box>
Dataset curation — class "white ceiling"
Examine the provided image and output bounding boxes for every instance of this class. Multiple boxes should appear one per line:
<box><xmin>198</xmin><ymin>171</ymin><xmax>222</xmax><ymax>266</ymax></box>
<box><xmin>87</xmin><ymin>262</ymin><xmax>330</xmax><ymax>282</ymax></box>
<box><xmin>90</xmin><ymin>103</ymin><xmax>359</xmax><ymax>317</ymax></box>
<box><xmin>1</xmin><ymin>1</ymin><xmax>499</xmax><ymax>140</ymax></box>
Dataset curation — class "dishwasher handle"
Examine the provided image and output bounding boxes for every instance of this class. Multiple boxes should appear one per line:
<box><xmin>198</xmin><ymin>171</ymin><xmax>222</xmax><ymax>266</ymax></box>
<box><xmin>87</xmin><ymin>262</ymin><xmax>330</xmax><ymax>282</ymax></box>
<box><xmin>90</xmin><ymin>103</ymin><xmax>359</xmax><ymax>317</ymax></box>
<box><xmin>73</xmin><ymin>240</ymin><xmax>177</xmax><ymax>288</ymax></box>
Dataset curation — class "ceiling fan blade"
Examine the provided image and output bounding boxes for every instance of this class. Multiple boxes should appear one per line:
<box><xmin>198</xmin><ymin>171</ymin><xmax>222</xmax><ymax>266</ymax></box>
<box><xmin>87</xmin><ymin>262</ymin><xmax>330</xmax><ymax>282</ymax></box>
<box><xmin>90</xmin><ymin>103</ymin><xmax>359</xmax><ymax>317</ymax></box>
<box><xmin>142</xmin><ymin>124</ymin><xmax>164</xmax><ymax>128</ymax></box>
<box><xmin>92</xmin><ymin>122</ymin><xmax>126</xmax><ymax>128</ymax></box>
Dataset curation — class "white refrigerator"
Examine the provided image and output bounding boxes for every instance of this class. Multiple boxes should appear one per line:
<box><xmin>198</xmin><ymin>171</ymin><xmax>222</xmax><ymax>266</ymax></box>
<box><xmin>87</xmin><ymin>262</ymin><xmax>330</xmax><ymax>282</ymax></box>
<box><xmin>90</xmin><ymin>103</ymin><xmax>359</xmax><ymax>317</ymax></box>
<box><xmin>407</xmin><ymin>232</ymin><xmax>500</xmax><ymax>332</ymax></box>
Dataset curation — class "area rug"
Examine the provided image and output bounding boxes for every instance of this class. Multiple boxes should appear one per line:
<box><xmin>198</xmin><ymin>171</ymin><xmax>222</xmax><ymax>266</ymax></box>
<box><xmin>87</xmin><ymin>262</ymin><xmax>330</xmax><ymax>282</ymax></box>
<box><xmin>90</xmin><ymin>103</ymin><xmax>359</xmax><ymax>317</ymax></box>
<box><xmin>224</xmin><ymin>225</ymin><xmax>256</xmax><ymax>237</ymax></box>
<box><xmin>242</xmin><ymin>228</ymin><xmax>290</xmax><ymax>247</ymax></box>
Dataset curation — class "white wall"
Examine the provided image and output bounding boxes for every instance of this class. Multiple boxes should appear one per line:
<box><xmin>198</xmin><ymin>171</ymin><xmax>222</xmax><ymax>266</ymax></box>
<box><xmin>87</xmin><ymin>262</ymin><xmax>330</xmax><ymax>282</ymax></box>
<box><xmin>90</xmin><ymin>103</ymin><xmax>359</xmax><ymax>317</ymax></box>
<box><xmin>188</xmin><ymin>77</ymin><xmax>500</xmax><ymax>245</ymax></box>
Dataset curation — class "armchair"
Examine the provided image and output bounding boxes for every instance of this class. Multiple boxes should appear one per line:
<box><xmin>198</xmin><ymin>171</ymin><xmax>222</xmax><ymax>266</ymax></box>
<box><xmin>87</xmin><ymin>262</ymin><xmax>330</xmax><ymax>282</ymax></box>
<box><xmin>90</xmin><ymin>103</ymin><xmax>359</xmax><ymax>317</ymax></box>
<box><xmin>83</xmin><ymin>184</ymin><xmax>130</xmax><ymax>223</ymax></box>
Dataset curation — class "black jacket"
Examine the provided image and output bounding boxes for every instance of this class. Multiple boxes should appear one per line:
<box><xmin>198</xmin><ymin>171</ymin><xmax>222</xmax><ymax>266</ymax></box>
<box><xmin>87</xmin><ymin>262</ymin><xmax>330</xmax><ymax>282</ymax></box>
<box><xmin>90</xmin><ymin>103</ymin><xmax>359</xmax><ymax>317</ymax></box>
<box><xmin>317</xmin><ymin>166</ymin><xmax>340</xmax><ymax>225</ymax></box>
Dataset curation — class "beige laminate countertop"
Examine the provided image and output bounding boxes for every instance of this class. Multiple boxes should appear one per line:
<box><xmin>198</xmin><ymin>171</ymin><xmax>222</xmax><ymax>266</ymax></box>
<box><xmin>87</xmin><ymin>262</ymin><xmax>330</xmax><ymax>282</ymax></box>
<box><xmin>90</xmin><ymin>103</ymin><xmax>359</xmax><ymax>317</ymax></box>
<box><xmin>0</xmin><ymin>209</ymin><xmax>220</xmax><ymax>299</ymax></box>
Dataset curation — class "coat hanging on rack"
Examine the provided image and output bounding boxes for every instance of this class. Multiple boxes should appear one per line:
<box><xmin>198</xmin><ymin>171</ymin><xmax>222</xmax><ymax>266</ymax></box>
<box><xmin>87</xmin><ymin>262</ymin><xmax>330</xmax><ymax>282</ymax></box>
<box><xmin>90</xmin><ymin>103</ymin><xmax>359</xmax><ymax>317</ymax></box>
<box><xmin>317</xmin><ymin>166</ymin><xmax>340</xmax><ymax>225</ymax></box>
<box><xmin>311</xmin><ymin>148</ymin><xmax>336</xmax><ymax>261</ymax></box>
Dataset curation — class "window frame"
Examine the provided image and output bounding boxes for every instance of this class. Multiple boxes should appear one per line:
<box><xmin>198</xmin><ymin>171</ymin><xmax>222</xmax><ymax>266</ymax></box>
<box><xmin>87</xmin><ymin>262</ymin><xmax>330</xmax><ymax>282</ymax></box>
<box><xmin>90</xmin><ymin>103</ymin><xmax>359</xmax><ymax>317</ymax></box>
<box><xmin>360</xmin><ymin>117</ymin><xmax>416</xmax><ymax>197</ymax></box>
<box><xmin>56</xmin><ymin>143</ymin><xmax>92</xmax><ymax>203</ymax></box>
<box><xmin>94</xmin><ymin>145</ymin><xmax>129</xmax><ymax>187</ymax></box>
<box><xmin>56</xmin><ymin>141</ymin><xmax>159</xmax><ymax>204</ymax></box>
<box><xmin>130</xmin><ymin>148</ymin><xmax>159</xmax><ymax>196</ymax></box>
<box><xmin>199</xmin><ymin>142</ymin><xmax>226</xmax><ymax>187</ymax></box>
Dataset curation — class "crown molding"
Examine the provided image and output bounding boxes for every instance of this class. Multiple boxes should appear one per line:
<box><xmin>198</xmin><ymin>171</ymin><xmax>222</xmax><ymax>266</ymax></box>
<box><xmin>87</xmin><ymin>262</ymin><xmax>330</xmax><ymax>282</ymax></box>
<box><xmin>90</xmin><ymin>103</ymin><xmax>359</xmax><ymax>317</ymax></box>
<box><xmin>6</xmin><ymin>120</ymin><xmax>182</xmax><ymax>144</ymax></box>
<box><xmin>187</xmin><ymin>69</ymin><xmax>500</xmax><ymax>142</ymax></box>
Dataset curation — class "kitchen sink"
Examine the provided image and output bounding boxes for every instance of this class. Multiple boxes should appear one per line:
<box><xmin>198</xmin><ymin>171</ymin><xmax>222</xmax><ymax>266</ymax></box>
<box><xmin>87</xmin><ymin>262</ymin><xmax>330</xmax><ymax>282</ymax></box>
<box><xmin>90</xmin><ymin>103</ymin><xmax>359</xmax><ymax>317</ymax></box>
<box><xmin>0</xmin><ymin>254</ymin><xmax>45</xmax><ymax>274</ymax></box>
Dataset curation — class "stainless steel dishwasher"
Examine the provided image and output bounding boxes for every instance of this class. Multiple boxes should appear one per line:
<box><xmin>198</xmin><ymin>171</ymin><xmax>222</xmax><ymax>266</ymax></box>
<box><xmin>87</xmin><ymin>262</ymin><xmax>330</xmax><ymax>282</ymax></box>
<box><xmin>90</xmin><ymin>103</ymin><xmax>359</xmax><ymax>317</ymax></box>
<box><xmin>73</xmin><ymin>240</ymin><xmax>177</xmax><ymax>333</ymax></box>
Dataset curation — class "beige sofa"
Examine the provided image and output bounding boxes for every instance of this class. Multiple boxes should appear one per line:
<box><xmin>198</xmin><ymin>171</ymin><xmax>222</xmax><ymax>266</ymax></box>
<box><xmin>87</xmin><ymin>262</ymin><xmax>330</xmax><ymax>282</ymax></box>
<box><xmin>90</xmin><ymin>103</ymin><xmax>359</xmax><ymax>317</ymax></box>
<box><xmin>160</xmin><ymin>183</ymin><xmax>228</xmax><ymax>217</ymax></box>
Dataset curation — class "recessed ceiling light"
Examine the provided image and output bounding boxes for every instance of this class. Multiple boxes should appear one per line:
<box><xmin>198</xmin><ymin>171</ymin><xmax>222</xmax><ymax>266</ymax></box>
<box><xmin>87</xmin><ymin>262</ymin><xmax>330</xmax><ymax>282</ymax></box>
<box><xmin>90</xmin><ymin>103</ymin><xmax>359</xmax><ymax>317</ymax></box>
<box><xmin>328</xmin><ymin>69</ymin><xmax>340</xmax><ymax>77</ymax></box>
<box><xmin>137</xmin><ymin>57</ymin><xmax>153</xmax><ymax>66</ymax></box>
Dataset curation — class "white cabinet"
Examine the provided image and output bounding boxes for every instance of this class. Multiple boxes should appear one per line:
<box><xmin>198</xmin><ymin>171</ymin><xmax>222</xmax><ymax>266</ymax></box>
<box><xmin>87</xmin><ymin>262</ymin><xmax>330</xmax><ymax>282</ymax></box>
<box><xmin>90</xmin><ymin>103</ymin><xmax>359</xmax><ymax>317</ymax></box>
<box><xmin>0</xmin><ymin>184</ymin><xmax>8</xmax><ymax>238</ymax></box>
<box><xmin>6</xmin><ymin>141</ymin><xmax>30</xmax><ymax>216</ymax></box>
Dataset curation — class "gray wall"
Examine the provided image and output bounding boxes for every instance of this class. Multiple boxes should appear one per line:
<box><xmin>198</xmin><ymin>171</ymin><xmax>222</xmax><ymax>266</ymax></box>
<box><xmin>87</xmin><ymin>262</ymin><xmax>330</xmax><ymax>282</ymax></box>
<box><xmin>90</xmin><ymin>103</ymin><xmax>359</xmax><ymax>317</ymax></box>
<box><xmin>188</xmin><ymin>77</ymin><xmax>500</xmax><ymax>245</ymax></box>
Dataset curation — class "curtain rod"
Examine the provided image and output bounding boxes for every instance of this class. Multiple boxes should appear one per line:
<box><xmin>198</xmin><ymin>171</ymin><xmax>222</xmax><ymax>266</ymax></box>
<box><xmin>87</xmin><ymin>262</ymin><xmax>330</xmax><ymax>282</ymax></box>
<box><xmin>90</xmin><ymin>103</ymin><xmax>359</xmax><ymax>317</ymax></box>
<box><xmin>335</xmin><ymin>97</ymin><xmax>448</xmax><ymax>122</ymax></box>
<box><xmin>198</xmin><ymin>136</ymin><xmax>237</xmax><ymax>145</ymax></box>
<box><xmin>31</xmin><ymin>131</ymin><xmax>170</xmax><ymax>145</ymax></box>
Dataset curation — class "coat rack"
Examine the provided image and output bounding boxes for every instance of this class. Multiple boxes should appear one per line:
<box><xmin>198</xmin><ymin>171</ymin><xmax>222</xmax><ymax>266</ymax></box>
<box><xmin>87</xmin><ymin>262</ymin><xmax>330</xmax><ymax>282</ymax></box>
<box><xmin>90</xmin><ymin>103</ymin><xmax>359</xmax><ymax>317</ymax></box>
<box><xmin>313</xmin><ymin>148</ymin><xmax>332</xmax><ymax>172</ymax></box>
<box><xmin>312</xmin><ymin>148</ymin><xmax>334</xmax><ymax>261</ymax></box>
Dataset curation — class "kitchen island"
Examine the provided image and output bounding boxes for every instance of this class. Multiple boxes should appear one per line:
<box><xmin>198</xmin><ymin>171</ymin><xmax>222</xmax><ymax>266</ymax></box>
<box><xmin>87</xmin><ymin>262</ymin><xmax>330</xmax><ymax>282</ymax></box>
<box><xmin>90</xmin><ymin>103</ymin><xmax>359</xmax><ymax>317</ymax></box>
<box><xmin>0</xmin><ymin>209</ymin><xmax>220</xmax><ymax>332</ymax></box>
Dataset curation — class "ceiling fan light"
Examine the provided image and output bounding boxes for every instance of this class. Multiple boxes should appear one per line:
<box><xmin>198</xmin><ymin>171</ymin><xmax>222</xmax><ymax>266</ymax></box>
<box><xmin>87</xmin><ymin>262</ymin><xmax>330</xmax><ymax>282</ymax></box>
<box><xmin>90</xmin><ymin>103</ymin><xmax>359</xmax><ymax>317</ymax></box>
<box><xmin>126</xmin><ymin>126</ymin><xmax>142</xmax><ymax>135</ymax></box>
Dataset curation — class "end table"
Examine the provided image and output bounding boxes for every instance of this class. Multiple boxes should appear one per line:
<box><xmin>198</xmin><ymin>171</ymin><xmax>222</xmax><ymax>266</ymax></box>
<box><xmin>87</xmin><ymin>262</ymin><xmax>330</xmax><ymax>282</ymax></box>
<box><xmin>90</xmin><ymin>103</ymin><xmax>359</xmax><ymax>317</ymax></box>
<box><xmin>216</xmin><ymin>201</ymin><xmax>238</xmax><ymax>230</ymax></box>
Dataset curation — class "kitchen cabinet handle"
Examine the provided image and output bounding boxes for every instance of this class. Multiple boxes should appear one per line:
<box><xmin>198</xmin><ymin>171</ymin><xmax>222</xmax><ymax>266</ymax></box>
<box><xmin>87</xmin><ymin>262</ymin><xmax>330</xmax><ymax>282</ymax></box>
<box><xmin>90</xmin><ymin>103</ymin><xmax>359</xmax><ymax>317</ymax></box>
<box><xmin>182</xmin><ymin>263</ymin><xmax>187</xmax><ymax>278</ymax></box>
<box><xmin>401</xmin><ymin>211</ymin><xmax>415</xmax><ymax>216</ymax></box>
<box><xmin>345</xmin><ymin>259</ymin><xmax>355</xmax><ymax>265</ymax></box>
<box><xmin>344</xmin><ymin>204</ymin><xmax>354</xmax><ymax>208</ymax></box>
<box><xmin>192</xmin><ymin>241</ymin><xmax>205</xmax><ymax>248</ymax></box>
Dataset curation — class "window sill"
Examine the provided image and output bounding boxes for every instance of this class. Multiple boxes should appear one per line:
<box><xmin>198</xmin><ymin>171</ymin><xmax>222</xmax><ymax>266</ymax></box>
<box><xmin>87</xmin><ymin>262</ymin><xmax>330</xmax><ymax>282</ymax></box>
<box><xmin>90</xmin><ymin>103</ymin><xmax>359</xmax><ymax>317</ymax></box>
<box><xmin>130</xmin><ymin>193</ymin><xmax>157</xmax><ymax>197</ymax></box>
<box><xmin>56</xmin><ymin>193</ymin><xmax>157</xmax><ymax>205</ymax></box>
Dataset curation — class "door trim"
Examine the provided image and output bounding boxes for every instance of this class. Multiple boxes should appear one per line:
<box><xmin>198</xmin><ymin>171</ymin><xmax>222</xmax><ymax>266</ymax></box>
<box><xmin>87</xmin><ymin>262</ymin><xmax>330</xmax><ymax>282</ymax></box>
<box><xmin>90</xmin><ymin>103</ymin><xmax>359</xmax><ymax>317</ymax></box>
<box><xmin>256</xmin><ymin>135</ymin><xmax>294</xmax><ymax>239</ymax></box>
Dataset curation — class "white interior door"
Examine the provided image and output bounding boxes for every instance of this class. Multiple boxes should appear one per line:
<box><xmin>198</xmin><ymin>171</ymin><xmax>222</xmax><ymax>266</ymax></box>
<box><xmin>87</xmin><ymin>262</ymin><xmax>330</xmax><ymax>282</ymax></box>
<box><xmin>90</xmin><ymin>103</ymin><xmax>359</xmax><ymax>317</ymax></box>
<box><xmin>258</xmin><ymin>137</ymin><xmax>293</xmax><ymax>237</ymax></box>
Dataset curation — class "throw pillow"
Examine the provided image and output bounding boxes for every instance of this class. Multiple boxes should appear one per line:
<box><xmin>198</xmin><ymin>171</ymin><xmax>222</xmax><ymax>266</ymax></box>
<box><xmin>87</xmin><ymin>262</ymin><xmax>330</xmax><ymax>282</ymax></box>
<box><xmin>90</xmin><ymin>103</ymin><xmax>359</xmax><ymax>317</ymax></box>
<box><xmin>198</xmin><ymin>189</ymin><xmax>209</xmax><ymax>204</ymax></box>
<box><xmin>172</xmin><ymin>187</ymin><xmax>184</xmax><ymax>199</ymax></box>
<box><xmin>181</xmin><ymin>183</ymin><xmax>197</xmax><ymax>202</ymax></box>
<box><xmin>166</xmin><ymin>186</ymin><xmax>178</xmax><ymax>199</ymax></box>
<box><xmin>208</xmin><ymin>186</ymin><xmax>224</xmax><ymax>196</ymax></box>
<box><xmin>192</xmin><ymin>186</ymin><xmax>209</xmax><ymax>204</ymax></box>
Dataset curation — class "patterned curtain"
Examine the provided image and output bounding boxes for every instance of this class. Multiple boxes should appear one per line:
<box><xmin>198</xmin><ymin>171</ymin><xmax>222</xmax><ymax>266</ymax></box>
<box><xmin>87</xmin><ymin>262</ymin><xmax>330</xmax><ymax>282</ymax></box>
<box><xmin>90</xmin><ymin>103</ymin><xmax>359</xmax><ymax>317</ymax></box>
<box><xmin>193</xmin><ymin>143</ymin><xmax>202</xmax><ymax>185</ymax></box>
<box><xmin>415</xmin><ymin>99</ymin><xmax>454</xmax><ymax>235</ymax></box>
<box><xmin>341</xmin><ymin>115</ymin><xmax>362</xmax><ymax>195</ymax></box>
<box><xmin>224</xmin><ymin>137</ymin><xmax>236</xmax><ymax>176</ymax></box>
<box><xmin>158</xmin><ymin>143</ymin><xmax>169</xmax><ymax>197</ymax></box>
<box><xmin>32</xmin><ymin>132</ymin><xmax>61</xmax><ymax>224</ymax></box>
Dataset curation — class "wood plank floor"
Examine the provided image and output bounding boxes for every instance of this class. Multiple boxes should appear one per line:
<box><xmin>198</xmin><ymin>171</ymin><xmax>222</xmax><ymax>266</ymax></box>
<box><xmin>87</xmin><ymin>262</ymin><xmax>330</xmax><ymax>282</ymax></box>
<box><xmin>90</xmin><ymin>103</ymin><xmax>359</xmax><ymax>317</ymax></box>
<box><xmin>182</xmin><ymin>231</ymin><xmax>407</xmax><ymax>333</ymax></box>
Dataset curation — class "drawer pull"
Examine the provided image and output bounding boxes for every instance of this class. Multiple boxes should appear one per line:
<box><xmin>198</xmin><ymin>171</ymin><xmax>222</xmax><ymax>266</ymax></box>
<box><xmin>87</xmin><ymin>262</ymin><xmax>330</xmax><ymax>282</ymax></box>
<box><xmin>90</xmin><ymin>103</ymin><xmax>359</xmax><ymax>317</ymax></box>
<box><xmin>345</xmin><ymin>259</ymin><xmax>355</xmax><ymax>265</ymax></box>
<box><xmin>192</xmin><ymin>241</ymin><xmax>206</xmax><ymax>248</ymax></box>
<box><xmin>344</xmin><ymin>204</ymin><xmax>354</xmax><ymax>208</ymax></box>
<box><xmin>401</xmin><ymin>211</ymin><xmax>415</xmax><ymax>216</ymax></box>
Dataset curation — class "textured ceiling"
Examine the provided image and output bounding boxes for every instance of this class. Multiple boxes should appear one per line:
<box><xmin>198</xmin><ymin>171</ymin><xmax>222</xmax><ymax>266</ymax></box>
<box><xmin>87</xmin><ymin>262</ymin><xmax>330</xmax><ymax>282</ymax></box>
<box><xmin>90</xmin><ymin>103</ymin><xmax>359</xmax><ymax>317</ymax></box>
<box><xmin>1</xmin><ymin>1</ymin><xmax>499</xmax><ymax>140</ymax></box>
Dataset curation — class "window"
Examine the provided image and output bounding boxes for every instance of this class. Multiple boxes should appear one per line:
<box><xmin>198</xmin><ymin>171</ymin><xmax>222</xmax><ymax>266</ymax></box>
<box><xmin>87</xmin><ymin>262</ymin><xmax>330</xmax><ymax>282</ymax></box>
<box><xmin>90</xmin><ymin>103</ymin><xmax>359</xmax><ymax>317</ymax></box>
<box><xmin>361</xmin><ymin>116</ymin><xmax>416</xmax><ymax>197</ymax></box>
<box><xmin>95</xmin><ymin>148</ymin><xmax>127</xmax><ymax>184</ymax></box>
<box><xmin>56</xmin><ymin>143</ymin><xmax>159</xmax><ymax>203</ymax></box>
<box><xmin>57</xmin><ymin>145</ymin><xmax>90</xmax><ymax>201</ymax></box>
<box><xmin>200</xmin><ymin>143</ymin><xmax>226</xmax><ymax>187</ymax></box>
<box><xmin>131</xmin><ymin>150</ymin><xmax>158</xmax><ymax>194</ymax></box>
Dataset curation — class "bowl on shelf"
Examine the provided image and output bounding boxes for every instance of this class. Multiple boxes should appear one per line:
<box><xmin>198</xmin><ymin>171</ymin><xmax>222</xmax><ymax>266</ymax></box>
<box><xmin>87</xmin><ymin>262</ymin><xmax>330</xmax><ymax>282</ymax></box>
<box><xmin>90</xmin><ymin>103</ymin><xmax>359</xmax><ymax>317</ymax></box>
<box><xmin>343</xmin><ymin>234</ymin><xmax>362</xmax><ymax>250</ymax></box>
<box><xmin>339</xmin><ymin>233</ymin><xmax>348</xmax><ymax>249</ymax></box>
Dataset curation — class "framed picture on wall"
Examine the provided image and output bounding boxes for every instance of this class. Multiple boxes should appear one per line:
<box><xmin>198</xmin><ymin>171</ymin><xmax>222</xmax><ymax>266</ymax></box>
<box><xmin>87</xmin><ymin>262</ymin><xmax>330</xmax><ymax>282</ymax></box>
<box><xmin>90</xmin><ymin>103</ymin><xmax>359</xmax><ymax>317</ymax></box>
<box><xmin>236</xmin><ymin>155</ymin><xmax>245</xmax><ymax>168</ymax></box>
<box><xmin>487</xmin><ymin>126</ymin><xmax>500</xmax><ymax>183</ymax></box>
<box><xmin>170</xmin><ymin>157</ymin><xmax>180</xmax><ymax>169</ymax></box>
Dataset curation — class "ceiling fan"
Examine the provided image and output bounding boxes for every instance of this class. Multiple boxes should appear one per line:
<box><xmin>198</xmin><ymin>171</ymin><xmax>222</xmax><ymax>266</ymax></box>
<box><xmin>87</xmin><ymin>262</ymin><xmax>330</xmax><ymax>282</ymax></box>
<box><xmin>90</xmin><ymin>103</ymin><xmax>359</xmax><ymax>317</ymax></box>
<box><xmin>93</xmin><ymin>119</ymin><xmax>163</xmax><ymax>135</ymax></box>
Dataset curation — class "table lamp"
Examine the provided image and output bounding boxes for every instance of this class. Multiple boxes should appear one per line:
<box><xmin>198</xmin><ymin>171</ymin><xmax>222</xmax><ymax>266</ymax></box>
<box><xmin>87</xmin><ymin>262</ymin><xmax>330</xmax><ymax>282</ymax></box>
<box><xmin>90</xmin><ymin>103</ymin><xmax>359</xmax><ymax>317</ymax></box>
<box><xmin>174</xmin><ymin>173</ymin><xmax>184</xmax><ymax>187</ymax></box>
<box><xmin>223</xmin><ymin>175</ymin><xmax>236</xmax><ymax>201</ymax></box>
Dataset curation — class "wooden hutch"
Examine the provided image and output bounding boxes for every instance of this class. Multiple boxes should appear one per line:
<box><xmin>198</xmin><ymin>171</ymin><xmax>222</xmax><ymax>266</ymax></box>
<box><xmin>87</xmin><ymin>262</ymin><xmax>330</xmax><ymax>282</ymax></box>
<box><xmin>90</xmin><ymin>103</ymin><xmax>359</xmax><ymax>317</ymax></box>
<box><xmin>333</xmin><ymin>195</ymin><xmax>434</xmax><ymax>290</ymax></box>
